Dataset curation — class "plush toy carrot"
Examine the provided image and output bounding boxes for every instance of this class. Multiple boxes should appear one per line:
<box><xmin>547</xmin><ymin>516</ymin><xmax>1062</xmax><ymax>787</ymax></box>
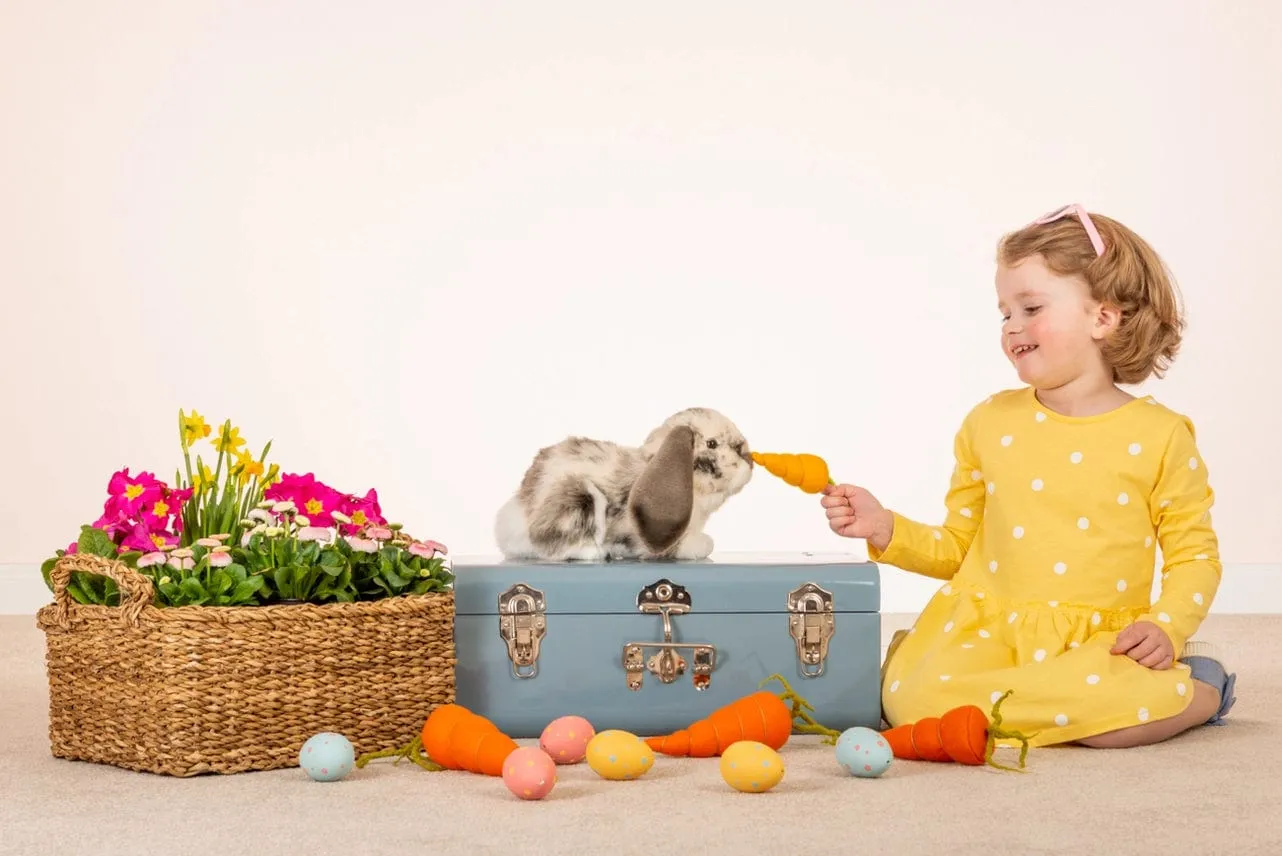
<box><xmin>644</xmin><ymin>673</ymin><xmax>841</xmax><ymax>757</ymax></box>
<box><xmin>751</xmin><ymin>452</ymin><xmax>834</xmax><ymax>494</ymax></box>
<box><xmin>881</xmin><ymin>690</ymin><xmax>1035</xmax><ymax>771</ymax></box>
<box><xmin>355</xmin><ymin>703</ymin><xmax>519</xmax><ymax>775</ymax></box>
<box><xmin>420</xmin><ymin>703</ymin><xmax>519</xmax><ymax>775</ymax></box>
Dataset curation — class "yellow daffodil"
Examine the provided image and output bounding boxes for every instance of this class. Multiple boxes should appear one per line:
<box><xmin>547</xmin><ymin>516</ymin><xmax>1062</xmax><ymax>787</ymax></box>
<box><xmin>234</xmin><ymin>448</ymin><xmax>265</xmax><ymax>486</ymax></box>
<box><xmin>180</xmin><ymin>410</ymin><xmax>212</xmax><ymax>447</ymax></box>
<box><xmin>193</xmin><ymin>462</ymin><xmax>217</xmax><ymax>492</ymax></box>
<box><xmin>213</xmin><ymin>424</ymin><xmax>246</xmax><ymax>454</ymax></box>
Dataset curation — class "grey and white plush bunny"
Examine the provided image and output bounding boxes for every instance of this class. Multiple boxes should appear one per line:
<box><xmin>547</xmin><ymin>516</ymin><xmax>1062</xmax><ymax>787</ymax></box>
<box><xmin>494</xmin><ymin>407</ymin><xmax>754</xmax><ymax>562</ymax></box>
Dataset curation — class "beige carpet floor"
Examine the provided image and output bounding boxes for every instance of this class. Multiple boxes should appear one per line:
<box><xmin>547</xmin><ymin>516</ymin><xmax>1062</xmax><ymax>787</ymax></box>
<box><xmin>2</xmin><ymin>613</ymin><xmax>1279</xmax><ymax>856</ymax></box>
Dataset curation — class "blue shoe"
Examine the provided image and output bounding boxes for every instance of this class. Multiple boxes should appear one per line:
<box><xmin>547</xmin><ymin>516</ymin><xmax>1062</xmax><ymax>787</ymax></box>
<box><xmin>1179</xmin><ymin>640</ymin><xmax>1237</xmax><ymax>726</ymax></box>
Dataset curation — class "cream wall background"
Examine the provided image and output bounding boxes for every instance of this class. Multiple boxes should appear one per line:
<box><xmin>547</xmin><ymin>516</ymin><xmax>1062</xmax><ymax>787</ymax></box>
<box><xmin>2</xmin><ymin>1</ymin><xmax>1279</xmax><ymax>616</ymax></box>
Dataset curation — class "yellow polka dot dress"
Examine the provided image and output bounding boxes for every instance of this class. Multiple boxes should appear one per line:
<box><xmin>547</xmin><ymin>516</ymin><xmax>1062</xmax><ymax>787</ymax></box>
<box><xmin>875</xmin><ymin>387</ymin><xmax>1222</xmax><ymax>746</ymax></box>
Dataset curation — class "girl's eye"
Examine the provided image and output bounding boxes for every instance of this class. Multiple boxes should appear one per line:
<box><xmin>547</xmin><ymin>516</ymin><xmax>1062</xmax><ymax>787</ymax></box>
<box><xmin>1026</xmin><ymin>305</ymin><xmax>1042</xmax><ymax>314</ymax></box>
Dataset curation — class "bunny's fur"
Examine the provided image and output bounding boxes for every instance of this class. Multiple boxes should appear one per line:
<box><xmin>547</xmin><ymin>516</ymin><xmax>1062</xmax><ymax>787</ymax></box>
<box><xmin>494</xmin><ymin>407</ymin><xmax>753</xmax><ymax>562</ymax></box>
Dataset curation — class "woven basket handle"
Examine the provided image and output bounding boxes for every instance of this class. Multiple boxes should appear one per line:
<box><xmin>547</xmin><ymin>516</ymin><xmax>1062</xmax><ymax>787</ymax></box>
<box><xmin>50</xmin><ymin>553</ymin><xmax>154</xmax><ymax>628</ymax></box>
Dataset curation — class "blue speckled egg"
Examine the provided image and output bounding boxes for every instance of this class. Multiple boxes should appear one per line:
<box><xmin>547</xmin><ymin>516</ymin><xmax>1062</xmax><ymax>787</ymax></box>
<box><xmin>299</xmin><ymin>732</ymin><xmax>355</xmax><ymax>782</ymax></box>
<box><xmin>834</xmin><ymin>726</ymin><xmax>892</xmax><ymax>778</ymax></box>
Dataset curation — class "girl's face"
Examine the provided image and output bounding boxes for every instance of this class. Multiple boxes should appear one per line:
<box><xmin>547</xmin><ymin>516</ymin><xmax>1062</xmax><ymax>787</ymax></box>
<box><xmin>995</xmin><ymin>255</ymin><xmax>1119</xmax><ymax>389</ymax></box>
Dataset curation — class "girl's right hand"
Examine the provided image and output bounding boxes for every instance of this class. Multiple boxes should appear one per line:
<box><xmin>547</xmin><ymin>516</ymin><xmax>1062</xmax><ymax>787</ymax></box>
<box><xmin>820</xmin><ymin>483</ymin><xmax>894</xmax><ymax>551</ymax></box>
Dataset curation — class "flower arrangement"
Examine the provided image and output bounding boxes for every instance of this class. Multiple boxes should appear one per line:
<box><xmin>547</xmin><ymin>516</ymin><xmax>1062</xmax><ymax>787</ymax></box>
<box><xmin>42</xmin><ymin>409</ymin><xmax>453</xmax><ymax>608</ymax></box>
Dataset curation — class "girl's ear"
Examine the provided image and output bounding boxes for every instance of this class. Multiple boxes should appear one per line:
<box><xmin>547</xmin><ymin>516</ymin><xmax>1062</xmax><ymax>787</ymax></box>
<box><xmin>1091</xmin><ymin>301</ymin><xmax>1122</xmax><ymax>340</ymax></box>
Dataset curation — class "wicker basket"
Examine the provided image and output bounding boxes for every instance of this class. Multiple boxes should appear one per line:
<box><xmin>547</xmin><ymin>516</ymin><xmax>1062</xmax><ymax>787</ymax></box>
<box><xmin>34</xmin><ymin>553</ymin><xmax>456</xmax><ymax>777</ymax></box>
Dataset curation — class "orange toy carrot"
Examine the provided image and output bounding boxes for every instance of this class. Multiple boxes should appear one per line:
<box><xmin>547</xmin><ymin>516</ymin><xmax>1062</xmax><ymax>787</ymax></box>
<box><xmin>881</xmin><ymin>690</ymin><xmax>1034</xmax><ymax>771</ymax></box>
<box><xmin>420</xmin><ymin>703</ymin><xmax>519</xmax><ymax>775</ymax></box>
<box><xmin>644</xmin><ymin>673</ymin><xmax>841</xmax><ymax>757</ymax></box>
<box><xmin>355</xmin><ymin>703</ymin><xmax>519</xmax><ymax>776</ymax></box>
<box><xmin>751</xmin><ymin>452</ymin><xmax>834</xmax><ymax>494</ymax></box>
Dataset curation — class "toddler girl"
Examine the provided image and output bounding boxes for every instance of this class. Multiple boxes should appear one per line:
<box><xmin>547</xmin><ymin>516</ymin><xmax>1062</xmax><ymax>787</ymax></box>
<box><xmin>822</xmin><ymin>204</ymin><xmax>1236</xmax><ymax>749</ymax></box>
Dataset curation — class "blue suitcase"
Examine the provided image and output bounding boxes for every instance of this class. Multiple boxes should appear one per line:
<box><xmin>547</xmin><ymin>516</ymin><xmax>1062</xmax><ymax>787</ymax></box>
<box><xmin>452</xmin><ymin>552</ymin><xmax>882</xmax><ymax>739</ymax></box>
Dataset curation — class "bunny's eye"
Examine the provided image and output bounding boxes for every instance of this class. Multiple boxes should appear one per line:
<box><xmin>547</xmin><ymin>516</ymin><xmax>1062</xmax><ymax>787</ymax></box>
<box><xmin>705</xmin><ymin>438</ymin><xmax>718</xmax><ymax>449</ymax></box>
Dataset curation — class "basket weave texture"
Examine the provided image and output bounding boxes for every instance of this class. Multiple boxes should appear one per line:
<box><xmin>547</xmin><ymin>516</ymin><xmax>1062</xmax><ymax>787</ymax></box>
<box><xmin>35</xmin><ymin>553</ymin><xmax>456</xmax><ymax>777</ymax></box>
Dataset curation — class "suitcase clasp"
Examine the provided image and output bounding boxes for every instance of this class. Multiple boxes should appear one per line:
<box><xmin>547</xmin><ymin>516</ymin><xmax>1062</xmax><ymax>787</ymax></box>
<box><xmin>788</xmin><ymin>582</ymin><xmax>835</xmax><ymax>677</ymax></box>
<box><xmin>621</xmin><ymin>578</ymin><xmax>717</xmax><ymax>692</ymax></box>
<box><xmin>498</xmin><ymin>583</ymin><xmax>547</xmax><ymax>679</ymax></box>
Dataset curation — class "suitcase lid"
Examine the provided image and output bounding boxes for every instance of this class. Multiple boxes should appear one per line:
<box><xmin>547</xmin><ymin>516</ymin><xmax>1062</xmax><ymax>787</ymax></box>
<box><xmin>450</xmin><ymin>551</ymin><xmax>879</xmax><ymax>615</ymax></box>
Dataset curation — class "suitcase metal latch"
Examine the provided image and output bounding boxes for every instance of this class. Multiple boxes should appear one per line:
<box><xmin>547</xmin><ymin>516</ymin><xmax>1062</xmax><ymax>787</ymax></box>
<box><xmin>788</xmin><ymin>582</ymin><xmax>835</xmax><ymax>677</ymax></box>
<box><xmin>622</xmin><ymin>578</ymin><xmax>716</xmax><ymax>692</ymax></box>
<box><xmin>498</xmin><ymin>583</ymin><xmax>546</xmax><ymax>679</ymax></box>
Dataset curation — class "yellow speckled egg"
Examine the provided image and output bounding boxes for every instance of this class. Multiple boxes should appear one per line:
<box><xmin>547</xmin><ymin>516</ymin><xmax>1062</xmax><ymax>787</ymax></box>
<box><xmin>584</xmin><ymin>729</ymin><xmax>654</xmax><ymax>781</ymax></box>
<box><xmin>719</xmin><ymin>740</ymin><xmax>785</xmax><ymax>793</ymax></box>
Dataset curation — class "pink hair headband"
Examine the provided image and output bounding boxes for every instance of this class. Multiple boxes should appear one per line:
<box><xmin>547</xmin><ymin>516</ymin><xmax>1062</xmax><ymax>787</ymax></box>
<box><xmin>1030</xmin><ymin>203</ymin><xmax>1105</xmax><ymax>256</ymax></box>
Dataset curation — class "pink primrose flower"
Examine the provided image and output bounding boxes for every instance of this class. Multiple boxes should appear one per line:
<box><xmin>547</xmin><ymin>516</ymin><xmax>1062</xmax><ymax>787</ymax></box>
<box><xmin>339</xmin><ymin>489</ymin><xmax>385</xmax><ymax>535</ymax></box>
<box><xmin>266</xmin><ymin>473</ymin><xmax>344</xmax><ymax>527</ymax></box>
<box><xmin>122</xmin><ymin>522</ymin><xmax>179</xmax><ymax>554</ymax></box>
<box><xmin>107</xmin><ymin>468</ymin><xmax>164</xmax><ymax>515</ymax></box>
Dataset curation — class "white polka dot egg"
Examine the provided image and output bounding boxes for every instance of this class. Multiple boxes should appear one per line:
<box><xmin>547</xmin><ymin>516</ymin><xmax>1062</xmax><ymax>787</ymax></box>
<box><xmin>834</xmin><ymin>726</ymin><xmax>892</xmax><ymax>778</ymax></box>
<box><xmin>539</xmin><ymin>714</ymin><xmax>595</xmax><ymax>764</ymax></box>
<box><xmin>719</xmin><ymin>740</ymin><xmax>785</xmax><ymax>793</ymax></box>
<box><xmin>298</xmin><ymin>732</ymin><xmax>355</xmax><ymax>782</ymax></box>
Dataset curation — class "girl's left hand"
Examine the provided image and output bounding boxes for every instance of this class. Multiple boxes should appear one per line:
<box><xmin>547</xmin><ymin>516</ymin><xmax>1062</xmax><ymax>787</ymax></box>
<box><xmin>1111</xmin><ymin>621</ymin><xmax>1175</xmax><ymax>670</ymax></box>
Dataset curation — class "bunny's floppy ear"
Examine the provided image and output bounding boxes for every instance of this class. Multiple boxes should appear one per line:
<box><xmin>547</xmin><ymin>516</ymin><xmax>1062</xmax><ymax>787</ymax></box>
<box><xmin>629</xmin><ymin>424</ymin><xmax>694</xmax><ymax>554</ymax></box>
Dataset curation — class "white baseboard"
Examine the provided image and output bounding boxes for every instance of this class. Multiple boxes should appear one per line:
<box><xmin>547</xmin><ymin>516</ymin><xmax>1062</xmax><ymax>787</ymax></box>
<box><xmin>3</xmin><ymin>561</ymin><xmax>1278</xmax><ymax>616</ymax></box>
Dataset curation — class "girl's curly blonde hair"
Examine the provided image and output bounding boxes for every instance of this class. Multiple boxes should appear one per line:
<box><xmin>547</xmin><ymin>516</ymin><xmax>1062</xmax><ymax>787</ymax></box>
<box><xmin>997</xmin><ymin>209</ymin><xmax>1186</xmax><ymax>385</ymax></box>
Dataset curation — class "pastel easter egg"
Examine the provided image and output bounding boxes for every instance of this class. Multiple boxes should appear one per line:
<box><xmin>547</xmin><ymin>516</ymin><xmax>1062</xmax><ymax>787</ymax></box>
<box><xmin>539</xmin><ymin>715</ymin><xmax>595</xmax><ymax>765</ymax></box>
<box><xmin>719</xmin><ymin>740</ymin><xmax>785</xmax><ymax>793</ymax></box>
<box><xmin>834</xmin><ymin>726</ymin><xmax>892</xmax><ymax>778</ymax></box>
<box><xmin>298</xmin><ymin>732</ymin><xmax>355</xmax><ymax>782</ymax></box>
<box><xmin>585</xmin><ymin>729</ymin><xmax>654</xmax><ymax>781</ymax></box>
<box><xmin>501</xmin><ymin>746</ymin><xmax>558</xmax><ymax>800</ymax></box>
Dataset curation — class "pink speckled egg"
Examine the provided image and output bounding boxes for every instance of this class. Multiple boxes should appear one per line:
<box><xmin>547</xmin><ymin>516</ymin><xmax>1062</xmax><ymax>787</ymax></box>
<box><xmin>539</xmin><ymin>715</ymin><xmax>595</xmax><ymax>765</ymax></box>
<box><xmin>502</xmin><ymin>747</ymin><xmax>558</xmax><ymax>800</ymax></box>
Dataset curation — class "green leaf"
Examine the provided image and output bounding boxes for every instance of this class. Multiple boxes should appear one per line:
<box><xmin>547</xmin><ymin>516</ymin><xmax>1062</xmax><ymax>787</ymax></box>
<box><xmin>180</xmin><ymin>577</ymin><xmax>208</xmax><ymax>601</ymax></box>
<box><xmin>229</xmin><ymin>580</ymin><xmax>262</xmax><ymax>603</ymax></box>
<box><xmin>273</xmin><ymin>566</ymin><xmax>292</xmax><ymax>598</ymax></box>
<box><xmin>211</xmin><ymin>571</ymin><xmax>233</xmax><ymax>596</ymax></box>
<box><xmin>65</xmin><ymin>579</ymin><xmax>92</xmax><ymax>604</ymax></box>
<box><xmin>158</xmin><ymin>581</ymin><xmax>182</xmax><ymax>606</ymax></box>
<box><xmin>77</xmin><ymin>525</ymin><xmax>117</xmax><ymax>558</ymax></box>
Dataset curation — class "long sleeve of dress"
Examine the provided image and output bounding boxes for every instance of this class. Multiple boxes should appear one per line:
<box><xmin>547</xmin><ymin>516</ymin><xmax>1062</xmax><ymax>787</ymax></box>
<box><xmin>866</xmin><ymin>405</ymin><xmax>987</xmax><ymax>580</ymax></box>
<box><xmin>1136</xmin><ymin>416</ymin><xmax>1222</xmax><ymax>654</ymax></box>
